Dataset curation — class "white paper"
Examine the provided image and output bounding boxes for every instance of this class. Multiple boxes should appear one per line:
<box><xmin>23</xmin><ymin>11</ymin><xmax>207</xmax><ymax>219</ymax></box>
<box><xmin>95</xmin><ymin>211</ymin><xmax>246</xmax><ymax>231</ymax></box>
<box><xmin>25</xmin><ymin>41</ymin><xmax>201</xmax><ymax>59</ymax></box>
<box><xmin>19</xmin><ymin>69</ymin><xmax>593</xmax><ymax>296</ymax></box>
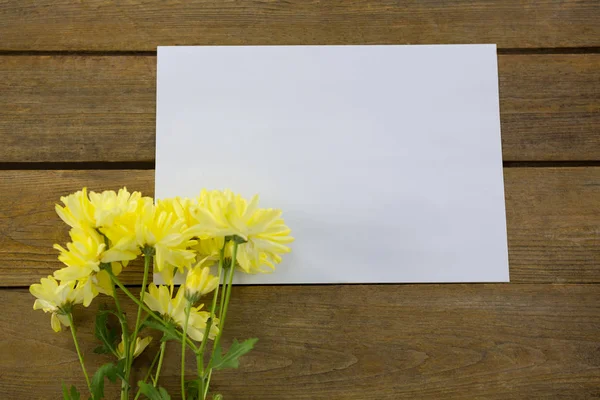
<box><xmin>155</xmin><ymin>44</ymin><xmax>509</xmax><ymax>284</ymax></box>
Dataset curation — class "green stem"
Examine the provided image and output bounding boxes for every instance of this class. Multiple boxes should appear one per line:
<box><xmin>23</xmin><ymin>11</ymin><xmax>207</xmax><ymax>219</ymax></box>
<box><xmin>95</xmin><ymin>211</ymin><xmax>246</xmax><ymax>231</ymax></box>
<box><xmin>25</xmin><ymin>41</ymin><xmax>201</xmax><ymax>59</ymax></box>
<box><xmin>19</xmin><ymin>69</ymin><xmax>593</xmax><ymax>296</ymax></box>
<box><xmin>109</xmin><ymin>269</ymin><xmax>131</xmax><ymax>400</ymax></box>
<box><xmin>181</xmin><ymin>302</ymin><xmax>191</xmax><ymax>400</ymax></box>
<box><xmin>107</xmin><ymin>269</ymin><xmax>198</xmax><ymax>352</ymax></box>
<box><xmin>195</xmin><ymin>352</ymin><xmax>205</xmax><ymax>399</ymax></box>
<box><xmin>133</xmin><ymin>346</ymin><xmax>161</xmax><ymax>400</ymax></box>
<box><xmin>196</xmin><ymin>247</ymin><xmax>225</xmax><ymax>376</ymax></box>
<box><xmin>196</xmin><ymin>245</ymin><xmax>226</xmax><ymax>399</ymax></box>
<box><xmin>204</xmin><ymin>241</ymin><xmax>239</xmax><ymax>397</ymax></box>
<box><xmin>202</xmin><ymin>370</ymin><xmax>212</xmax><ymax>399</ymax></box>
<box><xmin>214</xmin><ymin>241</ymin><xmax>238</xmax><ymax>350</ymax></box>
<box><xmin>217</xmin><ymin>262</ymin><xmax>231</xmax><ymax>322</ymax></box>
<box><xmin>153</xmin><ymin>341</ymin><xmax>167</xmax><ymax>386</ymax></box>
<box><xmin>67</xmin><ymin>313</ymin><xmax>92</xmax><ymax>395</ymax></box>
<box><xmin>127</xmin><ymin>251</ymin><xmax>152</xmax><ymax>384</ymax></box>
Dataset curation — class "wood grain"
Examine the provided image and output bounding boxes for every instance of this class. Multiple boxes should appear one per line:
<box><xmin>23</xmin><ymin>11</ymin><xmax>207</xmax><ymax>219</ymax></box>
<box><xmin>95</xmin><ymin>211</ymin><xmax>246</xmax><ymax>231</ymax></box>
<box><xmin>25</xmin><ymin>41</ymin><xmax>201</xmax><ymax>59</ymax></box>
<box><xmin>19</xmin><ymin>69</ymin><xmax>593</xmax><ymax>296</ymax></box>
<box><xmin>0</xmin><ymin>1</ymin><xmax>599</xmax><ymax>51</ymax></box>
<box><xmin>1</xmin><ymin>54</ymin><xmax>599</xmax><ymax>163</ymax></box>
<box><xmin>1</xmin><ymin>284</ymin><xmax>599</xmax><ymax>399</ymax></box>
<box><xmin>0</xmin><ymin>168</ymin><xmax>598</xmax><ymax>286</ymax></box>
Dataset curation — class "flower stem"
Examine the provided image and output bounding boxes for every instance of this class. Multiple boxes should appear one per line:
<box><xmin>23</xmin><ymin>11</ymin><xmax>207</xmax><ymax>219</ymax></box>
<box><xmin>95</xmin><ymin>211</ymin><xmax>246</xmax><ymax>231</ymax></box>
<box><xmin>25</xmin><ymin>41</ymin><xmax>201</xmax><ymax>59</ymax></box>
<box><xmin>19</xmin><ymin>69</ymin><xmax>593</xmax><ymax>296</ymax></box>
<box><xmin>204</xmin><ymin>241</ymin><xmax>239</xmax><ymax>397</ymax></box>
<box><xmin>67</xmin><ymin>313</ymin><xmax>92</xmax><ymax>395</ymax></box>
<box><xmin>181</xmin><ymin>302</ymin><xmax>191</xmax><ymax>400</ymax></box>
<box><xmin>110</xmin><ymin>276</ymin><xmax>131</xmax><ymax>400</ymax></box>
<box><xmin>196</xmin><ymin>246</ymin><xmax>225</xmax><ymax>378</ymax></box>
<box><xmin>218</xmin><ymin>266</ymin><xmax>230</xmax><ymax>321</ymax></box>
<box><xmin>127</xmin><ymin>251</ymin><xmax>152</xmax><ymax>385</ymax></box>
<box><xmin>107</xmin><ymin>269</ymin><xmax>198</xmax><ymax>352</ymax></box>
<box><xmin>153</xmin><ymin>341</ymin><xmax>167</xmax><ymax>386</ymax></box>
<box><xmin>202</xmin><ymin>370</ymin><xmax>213</xmax><ymax>399</ymax></box>
<box><xmin>214</xmin><ymin>241</ymin><xmax>238</xmax><ymax>350</ymax></box>
<box><xmin>133</xmin><ymin>346</ymin><xmax>161</xmax><ymax>400</ymax></box>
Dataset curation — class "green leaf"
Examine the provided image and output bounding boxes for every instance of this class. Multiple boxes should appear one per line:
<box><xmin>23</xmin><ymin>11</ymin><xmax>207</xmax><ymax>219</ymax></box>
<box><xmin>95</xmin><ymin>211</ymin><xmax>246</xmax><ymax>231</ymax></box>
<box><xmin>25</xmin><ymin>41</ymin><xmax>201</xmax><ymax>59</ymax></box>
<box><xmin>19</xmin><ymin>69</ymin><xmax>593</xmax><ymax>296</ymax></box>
<box><xmin>62</xmin><ymin>383</ymin><xmax>81</xmax><ymax>400</ymax></box>
<box><xmin>212</xmin><ymin>338</ymin><xmax>258</xmax><ymax>370</ymax></box>
<box><xmin>94</xmin><ymin>311</ymin><xmax>119</xmax><ymax>356</ymax></box>
<box><xmin>93</xmin><ymin>345</ymin><xmax>110</xmax><ymax>355</ymax></box>
<box><xmin>90</xmin><ymin>362</ymin><xmax>125</xmax><ymax>400</ymax></box>
<box><xmin>142</xmin><ymin>319</ymin><xmax>180</xmax><ymax>343</ymax></box>
<box><xmin>137</xmin><ymin>381</ymin><xmax>171</xmax><ymax>400</ymax></box>
<box><xmin>184</xmin><ymin>379</ymin><xmax>201</xmax><ymax>400</ymax></box>
<box><xmin>71</xmin><ymin>386</ymin><xmax>81</xmax><ymax>400</ymax></box>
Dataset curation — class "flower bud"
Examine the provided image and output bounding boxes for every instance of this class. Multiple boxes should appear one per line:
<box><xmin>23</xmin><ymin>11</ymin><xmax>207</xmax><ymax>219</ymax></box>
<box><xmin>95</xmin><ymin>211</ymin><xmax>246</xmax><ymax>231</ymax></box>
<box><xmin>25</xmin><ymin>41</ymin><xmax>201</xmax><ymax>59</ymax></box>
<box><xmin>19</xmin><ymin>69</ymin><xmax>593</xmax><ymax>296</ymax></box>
<box><xmin>184</xmin><ymin>267</ymin><xmax>219</xmax><ymax>304</ymax></box>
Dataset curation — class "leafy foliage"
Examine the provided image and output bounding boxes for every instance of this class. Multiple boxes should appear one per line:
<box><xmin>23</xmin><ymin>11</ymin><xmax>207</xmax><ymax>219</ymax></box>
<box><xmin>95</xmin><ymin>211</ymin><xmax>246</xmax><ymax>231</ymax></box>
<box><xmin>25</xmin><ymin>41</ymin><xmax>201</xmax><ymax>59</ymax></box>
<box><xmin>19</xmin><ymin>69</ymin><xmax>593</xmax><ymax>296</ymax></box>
<box><xmin>61</xmin><ymin>383</ymin><xmax>81</xmax><ymax>400</ymax></box>
<box><xmin>185</xmin><ymin>379</ymin><xmax>203</xmax><ymax>400</ymax></box>
<box><xmin>212</xmin><ymin>338</ymin><xmax>258</xmax><ymax>370</ymax></box>
<box><xmin>143</xmin><ymin>319</ymin><xmax>181</xmax><ymax>343</ymax></box>
<box><xmin>137</xmin><ymin>381</ymin><xmax>172</xmax><ymax>400</ymax></box>
<box><xmin>93</xmin><ymin>310</ymin><xmax>119</xmax><ymax>355</ymax></box>
<box><xmin>90</xmin><ymin>361</ymin><xmax>126</xmax><ymax>400</ymax></box>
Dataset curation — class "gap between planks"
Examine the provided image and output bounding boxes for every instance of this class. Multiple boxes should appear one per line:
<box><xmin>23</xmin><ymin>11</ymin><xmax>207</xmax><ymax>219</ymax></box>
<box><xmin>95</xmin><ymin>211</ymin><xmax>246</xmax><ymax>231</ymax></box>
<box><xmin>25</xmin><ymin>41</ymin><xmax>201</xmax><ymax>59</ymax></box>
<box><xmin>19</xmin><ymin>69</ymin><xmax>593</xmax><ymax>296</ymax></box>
<box><xmin>2</xmin><ymin>161</ymin><xmax>600</xmax><ymax>171</ymax></box>
<box><xmin>0</xmin><ymin>47</ymin><xmax>599</xmax><ymax>57</ymax></box>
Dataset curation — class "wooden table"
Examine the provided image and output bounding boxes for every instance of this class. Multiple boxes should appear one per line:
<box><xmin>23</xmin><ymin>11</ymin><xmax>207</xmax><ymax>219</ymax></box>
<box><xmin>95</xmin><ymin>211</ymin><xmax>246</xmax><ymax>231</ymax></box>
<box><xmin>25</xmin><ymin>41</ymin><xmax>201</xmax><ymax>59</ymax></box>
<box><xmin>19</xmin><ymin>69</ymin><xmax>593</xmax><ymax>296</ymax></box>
<box><xmin>1</xmin><ymin>2</ymin><xmax>599</xmax><ymax>399</ymax></box>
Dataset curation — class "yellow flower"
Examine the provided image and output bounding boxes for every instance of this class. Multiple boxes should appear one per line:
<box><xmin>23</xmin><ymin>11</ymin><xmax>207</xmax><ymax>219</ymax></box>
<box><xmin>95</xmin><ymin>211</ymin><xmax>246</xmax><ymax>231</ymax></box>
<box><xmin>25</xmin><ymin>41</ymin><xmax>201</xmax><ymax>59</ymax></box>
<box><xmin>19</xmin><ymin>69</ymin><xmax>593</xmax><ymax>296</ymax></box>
<box><xmin>53</xmin><ymin>226</ymin><xmax>127</xmax><ymax>306</ymax></box>
<box><xmin>101</xmin><ymin>197</ymin><xmax>198</xmax><ymax>285</ymax></box>
<box><xmin>135</xmin><ymin>200</ymin><xmax>197</xmax><ymax>283</ymax></box>
<box><xmin>156</xmin><ymin>197</ymin><xmax>197</xmax><ymax>228</ymax></box>
<box><xmin>55</xmin><ymin>188</ymin><xmax>95</xmax><ymax>229</ymax></box>
<box><xmin>143</xmin><ymin>284</ymin><xmax>219</xmax><ymax>342</ymax></box>
<box><xmin>191</xmin><ymin>237</ymin><xmax>225</xmax><ymax>268</ymax></box>
<box><xmin>29</xmin><ymin>276</ymin><xmax>84</xmax><ymax>332</ymax></box>
<box><xmin>187</xmin><ymin>190</ymin><xmax>294</xmax><ymax>273</ymax></box>
<box><xmin>89</xmin><ymin>187</ymin><xmax>143</xmax><ymax>227</ymax></box>
<box><xmin>74</xmin><ymin>264</ymin><xmax>122</xmax><ymax>307</ymax></box>
<box><xmin>55</xmin><ymin>187</ymin><xmax>145</xmax><ymax>230</ymax></box>
<box><xmin>99</xmin><ymin>205</ymin><xmax>146</xmax><ymax>266</ymax></box>
<box><xmin>184</xmin><ymin>266</ymin><xmax>219</xmax><ymax>303</ymax></box>
<box><xmin>53</xmin><ymin>226</ymin><xmax>106</xmax><ymax>280</ymax></box>
<box><xmin>116</xmin><ymin>336</ymin><xmax>152</xmax><ymax>360</ymax></box>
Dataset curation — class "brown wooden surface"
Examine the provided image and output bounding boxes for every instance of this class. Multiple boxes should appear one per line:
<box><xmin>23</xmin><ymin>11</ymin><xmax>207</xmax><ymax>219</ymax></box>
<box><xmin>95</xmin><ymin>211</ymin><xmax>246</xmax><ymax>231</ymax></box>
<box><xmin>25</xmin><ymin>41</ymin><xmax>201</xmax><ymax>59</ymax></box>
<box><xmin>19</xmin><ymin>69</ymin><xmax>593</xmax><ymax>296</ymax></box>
<box><xmin>1</xmin><ymin>0</ymin><xmax>599</xmax><ymax>399</ymax></box>
<box><xmin>1</xmin><ymin>1</ymin><xmax>599</xmax><ymax>51</ymax></box>
<box><xmin>2</xmin><ymin>284</ymin><xmax>600</xmax><ymax>399</ymax></box>
<box><xmin>1</xmin><ymin>168</ymin><xmax>598</xmax><ymax>286</ymax></box>
<box><xmin>1</xmin><ymin>54</ymin><xmax>599</xmax><ymax>163</ymax></box>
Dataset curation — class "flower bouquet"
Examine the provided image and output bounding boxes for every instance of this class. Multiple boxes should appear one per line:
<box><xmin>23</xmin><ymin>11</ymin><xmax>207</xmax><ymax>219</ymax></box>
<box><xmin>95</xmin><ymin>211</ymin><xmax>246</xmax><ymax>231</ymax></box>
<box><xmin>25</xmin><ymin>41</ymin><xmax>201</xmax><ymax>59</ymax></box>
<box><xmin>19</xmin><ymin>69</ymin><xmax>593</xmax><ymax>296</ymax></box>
<box><xmin>29</xmin><ymin>188</ymin><xmax>293</xmax><ymax>399</ymax></box>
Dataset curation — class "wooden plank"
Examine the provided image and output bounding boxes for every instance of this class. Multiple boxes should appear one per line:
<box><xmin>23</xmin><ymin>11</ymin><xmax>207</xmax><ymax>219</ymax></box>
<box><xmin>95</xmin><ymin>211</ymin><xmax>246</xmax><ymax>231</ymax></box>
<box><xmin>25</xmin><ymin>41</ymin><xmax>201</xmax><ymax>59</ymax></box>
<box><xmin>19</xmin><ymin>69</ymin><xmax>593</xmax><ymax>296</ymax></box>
<box><xmin>499</xmin><ymin>54</ymin><xmax>600</xmax><ymax>161</ymax></box>
<box><xmin>0</xmin><ymin>1</ymin><xmax>599</xmax><ymax>51</ymax></box>
<box><xmin>0</xmin><ymin>167</ymin><xmax>598</xmax><ymax>285</ymax></box>
<box><xmin>0</xmin><ymin>284</ymin><xmax>598</xmax><ymax>399</ymax></box>
<box><xmin>0</xmin><ymin>56</ymin><xmax>157</xmax><ymax>163</ymax></box>
<box><xmin>1</xmin><ymin>54</ymin><xmax>599</xmax><ymax>163</ymax></box>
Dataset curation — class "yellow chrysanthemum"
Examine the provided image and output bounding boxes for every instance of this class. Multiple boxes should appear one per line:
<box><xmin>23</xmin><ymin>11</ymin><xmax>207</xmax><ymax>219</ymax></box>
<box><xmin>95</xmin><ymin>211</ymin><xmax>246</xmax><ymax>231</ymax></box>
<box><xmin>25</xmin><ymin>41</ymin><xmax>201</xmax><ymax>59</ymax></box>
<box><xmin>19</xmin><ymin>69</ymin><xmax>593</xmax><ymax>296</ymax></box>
<box><xmin>55</xmin><ymin>187</ymin><xmax>145</xmax><ymax>230</ymax></box>
<box><xmin>53</xmin><ymin>226</ymin><xmax>107</xmax><ymax>281</ymax></box>
<box><xmin>98</xmin><ymin>201</ymin><xmax>147</xmax><ymax>266</ymax></box>
<box><xmin>29</xmin><ymin>276</ymin><xmax>84</xmax><ymax>332</ymax></box>
<box><xmin>53</xmin><ymin>226</ymin><xmax>127</xmax><ymax>306</ymax></box>
<box><xmin>89</xmin><ymin>187</ymin><xmax>143</xmax><ymax>227</ymax></box>
<box><xmin>136</xmin><ymin>200</ymin><xmax>197</xmax><ymax>282</ymax></box>
<box><xmin>190</xmin><ymin>237</ymin><xmax>225</xmax><ymax>269</ymax></box>
<box><xmin>184</xmin><ymin>266</ymin><xmax>219</xmax><ymax>303</ymax></box>
<box><xmin>143</xmin><ymin>284</ymin><xmax>219</xmax><ymax>342</ymax></box>
<box><xmin>187</xmin><ymin>190</ymin><xmax>293</xmax><ymax>273</ymax></box>
<box><xmin>55</xmin><ymin>188</ymin><xmax>95</xmax><ymax>229</ymax></box>
<box><xmin>116</xmin><ymin>336</ymin><xmax>152</xmax><ymax>360</ymax></box>
<box><xmin>53</xmin><ymin>226</ymin><xmax>133</xmax><ymax>278</ymax></box>
<box><xmin>73</xmin><ymin>264</ymin><xmax>122</xmax><ymax>307</ymax></box>
<box><xmin>101</xmin><ymin>196</ymin><xmax>198</xmax><ymax>285</ymax></box>
<box><xmin>156</xmin><ymin>197</ymin><xmax>197</xmax><ymax>229</ymax></box>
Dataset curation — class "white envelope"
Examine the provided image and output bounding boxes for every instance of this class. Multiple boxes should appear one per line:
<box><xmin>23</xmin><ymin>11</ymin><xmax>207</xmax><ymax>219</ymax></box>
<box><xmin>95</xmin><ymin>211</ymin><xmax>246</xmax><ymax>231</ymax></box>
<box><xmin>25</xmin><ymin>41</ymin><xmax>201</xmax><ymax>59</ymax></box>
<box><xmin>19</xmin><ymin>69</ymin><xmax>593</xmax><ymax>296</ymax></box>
<box><xmin>155</xmin><ymin>44</ymin><xmax>509</xmax><ymax>284</ymax></box>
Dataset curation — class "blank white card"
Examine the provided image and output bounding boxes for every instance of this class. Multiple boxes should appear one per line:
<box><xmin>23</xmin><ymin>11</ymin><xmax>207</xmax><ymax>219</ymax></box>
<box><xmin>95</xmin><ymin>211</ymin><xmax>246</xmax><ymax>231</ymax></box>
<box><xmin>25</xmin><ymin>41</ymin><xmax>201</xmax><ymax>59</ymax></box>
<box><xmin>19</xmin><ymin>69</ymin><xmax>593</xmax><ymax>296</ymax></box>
<box><xmin>155</xmin><ymin>45</ymin><xmax>509</xmax><ymax>284</ymax></box>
